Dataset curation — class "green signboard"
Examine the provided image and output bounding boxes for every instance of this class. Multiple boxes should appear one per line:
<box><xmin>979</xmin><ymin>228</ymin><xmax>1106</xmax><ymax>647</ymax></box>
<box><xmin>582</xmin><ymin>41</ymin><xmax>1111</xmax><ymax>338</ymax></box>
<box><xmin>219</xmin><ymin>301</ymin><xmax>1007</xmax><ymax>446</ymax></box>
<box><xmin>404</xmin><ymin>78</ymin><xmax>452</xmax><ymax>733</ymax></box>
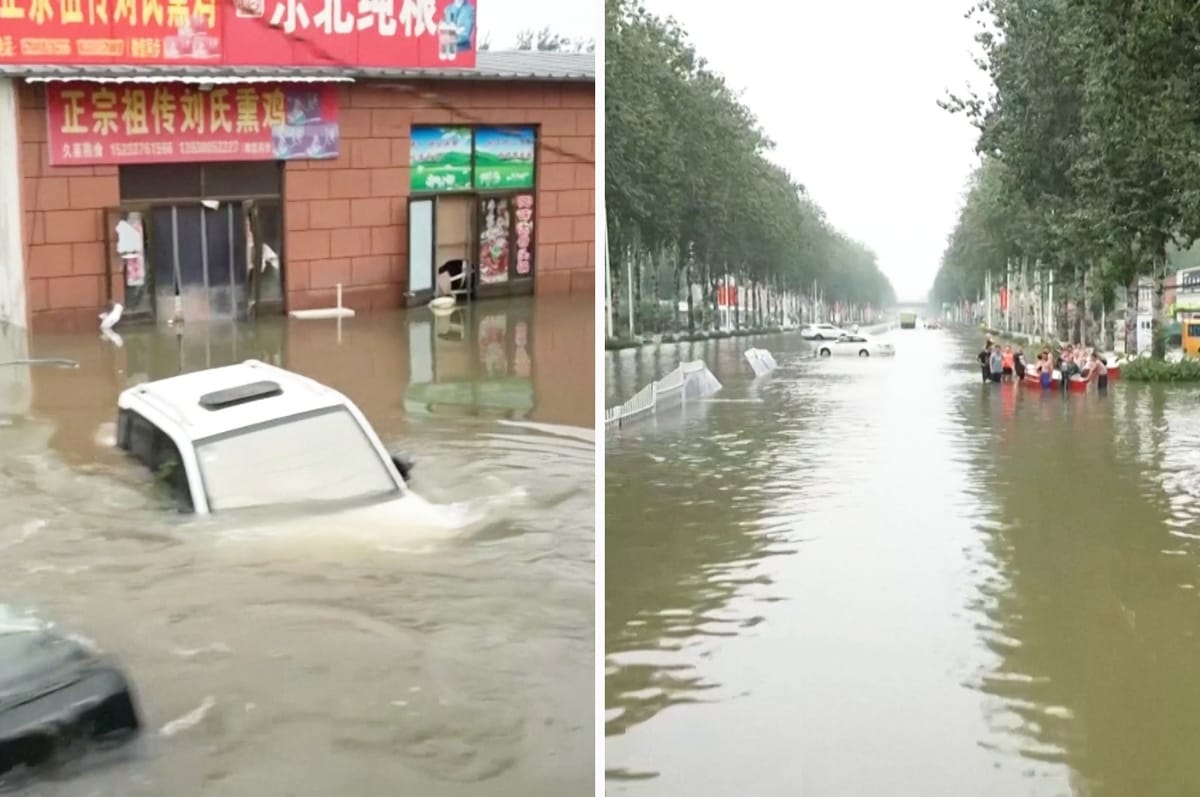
<box><xmin>410</xmin><ymin>125</ymin><xmax>538</xmax><ymax>193</ymax></box>
<box><xmin>473</xmin><ymin>126</ymin><xmax>536</xmax><ymax>190</ymax></box>
<box><xmin>410</xmin><ymin>126</ymin><xmax>473</xmax><ymax>192</ymax></box>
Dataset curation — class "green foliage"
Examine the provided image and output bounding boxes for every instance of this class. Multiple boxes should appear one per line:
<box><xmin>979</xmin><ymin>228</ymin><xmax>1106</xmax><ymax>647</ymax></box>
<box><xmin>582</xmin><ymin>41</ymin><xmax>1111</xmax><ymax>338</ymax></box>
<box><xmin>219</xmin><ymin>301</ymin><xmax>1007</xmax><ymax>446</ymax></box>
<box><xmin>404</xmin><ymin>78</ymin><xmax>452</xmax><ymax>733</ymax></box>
<box><xmin>1122</xmin><ymin>357</ymin><xmax>1200</xmax><ymax>383</ymax></box>
<box><xmin>931</xmin><ymin>0</ymin><xmax>1200</xmax><ymax>358</ymax></box>
<box><xmin>605</xmin><ymin>0</ymin><xmax>895</xmax><ymax>322</ymax></box>
<box><xmin>635</xmin><ymin>301</ymin><xmax>677</xmax><ymax>334</ymax></box>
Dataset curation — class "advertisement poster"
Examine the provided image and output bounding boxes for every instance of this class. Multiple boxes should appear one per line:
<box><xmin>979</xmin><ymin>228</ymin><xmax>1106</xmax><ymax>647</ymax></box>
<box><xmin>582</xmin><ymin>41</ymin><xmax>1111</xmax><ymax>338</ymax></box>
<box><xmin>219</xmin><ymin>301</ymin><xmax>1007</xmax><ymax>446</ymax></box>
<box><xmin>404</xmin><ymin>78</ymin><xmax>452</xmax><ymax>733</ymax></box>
<box><xmin>410</xmin><ymin>126</ymin><xmax>473</xmax><ymax>192</ymax></box>
<box><xmin>478</xmin><ymin>196</ymin><xmax>511</xmax><ymax>284</ymax></box>
<box><xmin>514</xmin><ymin>194</ymin><xmax>533</xmax><ymax>276</ymax></box>
<box><xmin>0</xmin><ymin>0</ymin><xmax>476</xmax><ymax>68</ymax></box>
<box><xmin>46</xmin><ymin>82</ymin><xmax>339</xmax><ymax>166</ymax></box>
<box><xmin>473</xmin><ymin>126</ymin><xmax>535</xmax><ymax>189</ymax></box>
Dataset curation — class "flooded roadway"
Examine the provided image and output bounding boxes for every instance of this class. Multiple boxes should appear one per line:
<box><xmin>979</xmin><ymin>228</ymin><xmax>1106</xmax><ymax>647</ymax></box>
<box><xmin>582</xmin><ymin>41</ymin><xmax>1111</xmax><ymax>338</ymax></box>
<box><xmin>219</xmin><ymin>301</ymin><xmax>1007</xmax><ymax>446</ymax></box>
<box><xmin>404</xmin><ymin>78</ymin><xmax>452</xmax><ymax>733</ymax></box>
<box><xmin>0</xmin><ymin>296</ymin><xmax>593</xmax><ymax>796</ymax></box>
<box><xmin>606</xmin><ymin>327</ymin><xmax>1200</xmax><ymax>796</ymax></box>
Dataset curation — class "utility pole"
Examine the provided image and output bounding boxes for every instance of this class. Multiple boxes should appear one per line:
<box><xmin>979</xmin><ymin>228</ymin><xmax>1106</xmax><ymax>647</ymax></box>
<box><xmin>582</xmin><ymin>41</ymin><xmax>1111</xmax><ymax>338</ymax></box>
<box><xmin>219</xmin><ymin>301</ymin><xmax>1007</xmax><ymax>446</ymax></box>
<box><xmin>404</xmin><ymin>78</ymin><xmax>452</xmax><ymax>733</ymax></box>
<box><xmin>604</xmin><ymin>213</ymin><xmax>613</xmax><ymax>340</ymax></box>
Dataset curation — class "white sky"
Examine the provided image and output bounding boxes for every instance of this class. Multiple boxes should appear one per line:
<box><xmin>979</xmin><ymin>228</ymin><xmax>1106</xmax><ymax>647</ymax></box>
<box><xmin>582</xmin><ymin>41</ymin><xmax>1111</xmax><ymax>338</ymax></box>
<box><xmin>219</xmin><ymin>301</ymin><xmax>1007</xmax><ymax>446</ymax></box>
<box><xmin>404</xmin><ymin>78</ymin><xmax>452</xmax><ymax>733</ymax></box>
<box><xmin>480</xmin><ymin>0</ymin><xmax>599</xmax><ymax>48</ymax></box>
<box><xmin>637</xmin><ymin>0</ymin><xmax>985</xmax><ymax>302</ymax></box>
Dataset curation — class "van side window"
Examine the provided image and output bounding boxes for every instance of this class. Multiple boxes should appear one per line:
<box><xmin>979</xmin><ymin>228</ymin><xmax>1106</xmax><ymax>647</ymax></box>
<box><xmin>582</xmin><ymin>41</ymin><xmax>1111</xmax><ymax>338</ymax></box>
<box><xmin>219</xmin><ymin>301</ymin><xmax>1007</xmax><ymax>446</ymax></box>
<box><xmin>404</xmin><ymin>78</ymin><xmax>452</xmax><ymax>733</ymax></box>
<box><xmin>116</xmin><ymin>409</ymin><xmax>193</xmax><ymax>513</ymax></box>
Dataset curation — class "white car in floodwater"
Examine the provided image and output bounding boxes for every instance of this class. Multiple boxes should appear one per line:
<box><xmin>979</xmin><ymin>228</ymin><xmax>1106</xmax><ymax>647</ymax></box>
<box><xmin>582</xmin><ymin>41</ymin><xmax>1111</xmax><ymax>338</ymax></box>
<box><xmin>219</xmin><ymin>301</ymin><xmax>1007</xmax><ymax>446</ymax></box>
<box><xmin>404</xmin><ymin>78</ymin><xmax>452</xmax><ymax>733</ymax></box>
<box><xmin>801</xmin><ymin>323</ymin><xmax>849</xmax><ymax>341</ymax></box>
<box><xmin>114</xmin><ymin>360</ymin><xmax>434</xmax><ymax>525</ymax></box>
<box><xmin>814</xmin><ymin>333</ymin><xmax>896</xmax><ymax>358</ymax></box>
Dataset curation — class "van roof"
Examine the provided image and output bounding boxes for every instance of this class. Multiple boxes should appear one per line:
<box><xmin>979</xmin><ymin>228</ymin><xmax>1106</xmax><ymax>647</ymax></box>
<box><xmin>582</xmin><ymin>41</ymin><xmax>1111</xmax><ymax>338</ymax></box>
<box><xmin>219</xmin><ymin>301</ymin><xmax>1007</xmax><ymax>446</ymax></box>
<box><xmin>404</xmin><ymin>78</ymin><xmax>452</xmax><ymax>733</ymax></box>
<box><xmin>117</xmin><ymin>360</ymin><xmax>346</xmax><ymax>440</ymax></box>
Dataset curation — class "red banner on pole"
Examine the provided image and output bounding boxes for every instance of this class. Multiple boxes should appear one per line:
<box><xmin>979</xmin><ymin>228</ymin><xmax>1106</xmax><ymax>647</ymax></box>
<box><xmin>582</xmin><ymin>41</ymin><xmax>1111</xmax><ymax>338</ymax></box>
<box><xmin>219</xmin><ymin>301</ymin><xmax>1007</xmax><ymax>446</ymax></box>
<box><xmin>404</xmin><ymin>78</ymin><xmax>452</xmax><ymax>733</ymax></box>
<box><xmin>0</xmin><ymin>0</ymin><xmax>475</xmax><ymax>67</ymax></box>
<box><xmin>999</xmin><ymin>287</ymin><xmax>1009</xmax><ymax>312</ymax></box>
<box><xmin>716</xmin><ymin>283</ymin><xmax>736</xmax><ymax>308</ymax></box>
<box><xmin>45</xmin><ymin>81</ymin><xmax>340</xmax><ymax>165</ymax></box>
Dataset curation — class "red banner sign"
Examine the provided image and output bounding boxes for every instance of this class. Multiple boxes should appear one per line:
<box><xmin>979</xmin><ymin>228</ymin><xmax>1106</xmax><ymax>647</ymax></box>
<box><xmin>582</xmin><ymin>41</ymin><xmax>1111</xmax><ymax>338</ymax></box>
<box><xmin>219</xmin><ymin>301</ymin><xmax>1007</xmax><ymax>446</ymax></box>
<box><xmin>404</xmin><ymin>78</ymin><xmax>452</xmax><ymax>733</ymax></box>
<box><xmin>0</xmin><ymin>0</ymin><xmax>475</xmax><ymax>67</ymax></box>
<box><xmin>716</xmin><ymin>284</ymin><xmax>736</xmax><ymax>307</ymax></box>
<box><xmin>46</xmin><ymin>81</ymin><xmax>340</xmax><ymax>165</ymax></box>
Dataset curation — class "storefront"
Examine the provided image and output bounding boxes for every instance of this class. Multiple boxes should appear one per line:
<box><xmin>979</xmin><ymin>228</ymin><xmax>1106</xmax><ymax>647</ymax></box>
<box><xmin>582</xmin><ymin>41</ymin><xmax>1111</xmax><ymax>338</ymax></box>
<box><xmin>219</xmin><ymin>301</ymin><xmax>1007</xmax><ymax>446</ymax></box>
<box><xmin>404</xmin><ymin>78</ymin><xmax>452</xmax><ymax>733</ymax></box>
<box><xmin>407</xmin><ymin>124</ymin><xmax>539</xmax><ymax>305</ymax></box>
<box><xmin>0</xmin><ymin>4</ymin><xmax>595</xmax><ymax>331</ymax></box>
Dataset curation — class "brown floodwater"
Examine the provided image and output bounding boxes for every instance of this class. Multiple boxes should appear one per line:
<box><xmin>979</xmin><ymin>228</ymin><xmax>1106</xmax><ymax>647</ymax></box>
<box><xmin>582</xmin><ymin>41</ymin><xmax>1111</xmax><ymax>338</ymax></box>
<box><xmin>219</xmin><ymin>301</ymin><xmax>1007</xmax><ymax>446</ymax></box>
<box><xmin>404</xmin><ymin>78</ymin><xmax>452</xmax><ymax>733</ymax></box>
<box><xmin>606</xmin><ymin>328</ymin><xmax>1200</xmax><ymax>796</ymax></box>
<box><xmin>0</xmin><ymin>296</ymin><xmax>594</xmax><ymax>796</ymax></box>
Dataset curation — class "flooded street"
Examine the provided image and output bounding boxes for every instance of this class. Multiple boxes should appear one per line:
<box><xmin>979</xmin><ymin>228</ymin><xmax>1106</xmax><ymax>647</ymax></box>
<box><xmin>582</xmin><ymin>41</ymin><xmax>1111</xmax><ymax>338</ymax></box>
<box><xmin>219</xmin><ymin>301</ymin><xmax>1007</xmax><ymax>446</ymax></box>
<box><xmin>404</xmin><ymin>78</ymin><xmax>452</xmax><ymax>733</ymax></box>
<box><xmin>606</xmin><ymin>328</ymin><xmax>1200</xmax><ymax>795</ymax></box>
<box><xmin>0</xmin><ymin>297</ymin><xmax>594</xmax><ymax>796</ymax></box>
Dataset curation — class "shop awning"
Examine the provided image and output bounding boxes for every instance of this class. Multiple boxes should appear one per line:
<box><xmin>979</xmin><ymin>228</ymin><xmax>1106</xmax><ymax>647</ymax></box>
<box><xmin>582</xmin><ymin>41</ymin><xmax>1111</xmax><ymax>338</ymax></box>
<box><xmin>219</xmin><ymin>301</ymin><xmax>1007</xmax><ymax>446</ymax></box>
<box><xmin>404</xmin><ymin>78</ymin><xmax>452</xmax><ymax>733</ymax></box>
<box><xmin>18</xmin><ymin>69</ymin><xmax>353</xmax><ymax>85</ymax></box>
<box><xmin>1</xmin><ymin>52</ymin><xmax>595</xmax><ymax>84</ymax></box>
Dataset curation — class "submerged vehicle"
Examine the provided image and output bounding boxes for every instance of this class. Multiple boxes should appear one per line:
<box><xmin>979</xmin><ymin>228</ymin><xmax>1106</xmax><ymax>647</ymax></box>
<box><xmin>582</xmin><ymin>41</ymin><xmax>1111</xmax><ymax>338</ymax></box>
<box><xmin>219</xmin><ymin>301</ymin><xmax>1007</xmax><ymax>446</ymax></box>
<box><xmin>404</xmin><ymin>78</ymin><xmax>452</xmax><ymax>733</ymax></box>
<box><xmin>0</xmin><ymin>609</ymin><xmax>140</xmax><ymax>783</ymax></box>
<box><xmin>815</xmin><ymin>334</ymin><xmax>895</xmax><ymax>358</ymax></box>
<box><xmin>115</xmin><ymin>360</ymin><xmax>415</xmax><ymax>516</ymax></box>
<box><xmin>800</xmin><ymin>323</ymin><xmax>849</xmax><ymax>341</ymax></box>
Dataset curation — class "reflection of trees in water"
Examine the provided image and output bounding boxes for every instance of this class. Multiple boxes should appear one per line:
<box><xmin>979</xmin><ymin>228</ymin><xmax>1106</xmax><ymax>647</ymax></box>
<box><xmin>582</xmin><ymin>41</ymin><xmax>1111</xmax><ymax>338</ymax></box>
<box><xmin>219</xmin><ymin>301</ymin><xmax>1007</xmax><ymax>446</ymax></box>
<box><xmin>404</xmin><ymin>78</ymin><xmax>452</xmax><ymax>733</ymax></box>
<box><xmin>961</xmin><ymin>385</ymin><xmax>1200</xmax><ymax>794</ymax></box>
<box><xmin>604</xmin><ymin>360</ymin><xmax>808</xmax><ymax>743</ymax></box>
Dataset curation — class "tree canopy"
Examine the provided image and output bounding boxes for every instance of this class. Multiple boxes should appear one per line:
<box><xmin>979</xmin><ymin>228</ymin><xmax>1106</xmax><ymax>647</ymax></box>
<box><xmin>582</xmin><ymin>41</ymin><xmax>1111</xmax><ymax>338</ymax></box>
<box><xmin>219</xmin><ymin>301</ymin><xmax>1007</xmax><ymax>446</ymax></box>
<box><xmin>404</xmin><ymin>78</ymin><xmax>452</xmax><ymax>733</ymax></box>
<box><xmin>931</xmin><ymin>0</ymin><xmax>1200</xmax><ymax>353</ymax></box>
<box><xmin>605</xmin><ymin>0</ymin><xmax>895</xmax><ymax>330</ymax></box>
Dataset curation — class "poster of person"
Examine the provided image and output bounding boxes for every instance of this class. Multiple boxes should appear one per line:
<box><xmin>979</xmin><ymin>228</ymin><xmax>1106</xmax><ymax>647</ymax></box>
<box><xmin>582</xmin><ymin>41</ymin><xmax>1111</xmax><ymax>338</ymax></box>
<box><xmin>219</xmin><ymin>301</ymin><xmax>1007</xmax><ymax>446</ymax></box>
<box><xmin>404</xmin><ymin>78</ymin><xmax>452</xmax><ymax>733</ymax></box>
<box><xmin>438</xmin><ymin>0</ymin><xmax>476</xmax><ymax>61</ymax></box>
<box><xmin>478</xmin><ymin>198</ymin><xmax>512</xmax><ymax>284</ymax></box>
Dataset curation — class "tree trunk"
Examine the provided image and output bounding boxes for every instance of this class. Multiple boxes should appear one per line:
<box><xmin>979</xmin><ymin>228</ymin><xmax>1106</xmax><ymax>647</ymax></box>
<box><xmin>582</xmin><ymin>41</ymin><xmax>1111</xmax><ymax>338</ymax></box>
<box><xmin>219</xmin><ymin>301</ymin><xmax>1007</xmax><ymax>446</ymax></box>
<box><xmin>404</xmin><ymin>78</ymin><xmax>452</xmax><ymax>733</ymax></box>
<box><xmin>1126</xmin><ymin>275</ymin><xmax>1139</xmax><ymax>354</ymax></box>
<box><xmin>684</xmin><ymin>243</ymin><xmax>695</xmax><ymax>334</ymax></box>
<box><xmin>1154</xmin><ymin>239</ymin><xmax>1168</xmax><ymax>359</ymax></box>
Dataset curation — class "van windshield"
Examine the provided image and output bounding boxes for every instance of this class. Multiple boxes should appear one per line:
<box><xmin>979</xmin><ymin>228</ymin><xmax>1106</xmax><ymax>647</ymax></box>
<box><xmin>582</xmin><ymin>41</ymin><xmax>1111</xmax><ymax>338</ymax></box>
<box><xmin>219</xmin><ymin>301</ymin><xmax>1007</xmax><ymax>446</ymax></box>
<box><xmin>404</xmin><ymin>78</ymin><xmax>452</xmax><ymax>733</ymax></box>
<box><xmin>194</xmin><ymin>407</ymin><xmax>400</xmax><ymax>512</ymax></box>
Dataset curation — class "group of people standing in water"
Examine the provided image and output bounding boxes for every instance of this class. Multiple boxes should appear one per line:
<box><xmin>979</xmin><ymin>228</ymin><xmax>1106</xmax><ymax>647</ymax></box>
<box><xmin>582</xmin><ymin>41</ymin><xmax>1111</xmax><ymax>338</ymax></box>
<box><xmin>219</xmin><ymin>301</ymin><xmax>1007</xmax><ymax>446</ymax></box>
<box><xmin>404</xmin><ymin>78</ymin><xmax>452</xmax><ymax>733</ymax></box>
<box><xmin>977</xmin><ymin>339</ymin><xmax>1109</xmax><ymax>391</ymax></box>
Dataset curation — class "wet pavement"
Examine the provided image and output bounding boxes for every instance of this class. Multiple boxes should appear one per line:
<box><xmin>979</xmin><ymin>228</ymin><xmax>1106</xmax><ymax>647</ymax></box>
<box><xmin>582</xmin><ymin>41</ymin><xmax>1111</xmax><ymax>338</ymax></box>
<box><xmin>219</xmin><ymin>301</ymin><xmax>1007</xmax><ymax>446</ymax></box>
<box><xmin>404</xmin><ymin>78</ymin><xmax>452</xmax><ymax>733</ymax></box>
<box><xmin>0</xmin><ymin>296</ymin><xmax>594</xmax><ymax>796</ymax></box>
<box><xmin>606</xmin><ymin>327</ymin><xmax>1200</xmax><ymax>796</ymax></box>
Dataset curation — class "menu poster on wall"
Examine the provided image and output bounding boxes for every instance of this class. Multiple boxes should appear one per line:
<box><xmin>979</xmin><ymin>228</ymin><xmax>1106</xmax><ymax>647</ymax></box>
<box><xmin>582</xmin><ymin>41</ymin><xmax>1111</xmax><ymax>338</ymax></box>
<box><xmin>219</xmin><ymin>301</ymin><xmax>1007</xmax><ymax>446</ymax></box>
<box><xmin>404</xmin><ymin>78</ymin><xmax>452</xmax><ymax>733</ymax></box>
<box><xmin>410</xmin><ymin>127</ymin><xmax>473</xmax><ymax>192</ymax></box>
<box><xmin>46</xmin><ymin>82</ymin><xmax>340</xmax><ymax>166</ymax></box>
<box><xmin>473</xmin><ymin>126</ymin><xmax>535</xmax><ymax>190</ymax></box>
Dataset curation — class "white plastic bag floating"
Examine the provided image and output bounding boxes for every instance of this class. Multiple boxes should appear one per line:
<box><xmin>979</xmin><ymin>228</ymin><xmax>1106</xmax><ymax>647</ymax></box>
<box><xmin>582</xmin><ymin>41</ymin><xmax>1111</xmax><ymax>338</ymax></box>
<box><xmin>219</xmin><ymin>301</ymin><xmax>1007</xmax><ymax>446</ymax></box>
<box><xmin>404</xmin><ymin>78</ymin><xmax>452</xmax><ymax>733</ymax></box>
<box><xmin>99</xmin><ymin>303</ymin><xmax>123</xmax><ymax>331</ymax></box>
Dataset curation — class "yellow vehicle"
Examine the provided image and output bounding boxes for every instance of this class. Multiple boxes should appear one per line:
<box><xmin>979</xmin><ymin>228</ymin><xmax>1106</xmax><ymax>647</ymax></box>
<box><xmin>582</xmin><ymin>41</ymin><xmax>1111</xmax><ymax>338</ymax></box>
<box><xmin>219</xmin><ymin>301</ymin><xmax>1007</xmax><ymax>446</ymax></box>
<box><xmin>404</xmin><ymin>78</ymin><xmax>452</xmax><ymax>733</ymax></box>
<box><xmin>1182</xmin><ymin>313</ymin><xmax>1200</xmax><ymax>356</ymax></box>
<box><xmin>899</xmin><ymin>311</ymin><xmax>917</xmax><ymax>330</ymax></box>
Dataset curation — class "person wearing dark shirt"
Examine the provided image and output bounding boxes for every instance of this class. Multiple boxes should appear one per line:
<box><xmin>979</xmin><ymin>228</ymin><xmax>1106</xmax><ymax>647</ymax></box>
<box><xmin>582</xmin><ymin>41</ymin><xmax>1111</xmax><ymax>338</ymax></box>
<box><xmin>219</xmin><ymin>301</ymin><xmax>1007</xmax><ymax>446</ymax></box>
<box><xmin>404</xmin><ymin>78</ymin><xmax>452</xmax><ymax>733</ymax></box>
<box><xmin>1060</xmin><ymin>352</ymin><xmax>1081</xmax><ymax>392</ymax></box>
<box><xmin>977</xmin><ymin>339</ymin><xmax>992</xmax><ymax>383</ymax></box>
<box><xmin>1014</xmin><ymin>348</ymin><xmax>1027</xmax><ymax>380</ymax></box>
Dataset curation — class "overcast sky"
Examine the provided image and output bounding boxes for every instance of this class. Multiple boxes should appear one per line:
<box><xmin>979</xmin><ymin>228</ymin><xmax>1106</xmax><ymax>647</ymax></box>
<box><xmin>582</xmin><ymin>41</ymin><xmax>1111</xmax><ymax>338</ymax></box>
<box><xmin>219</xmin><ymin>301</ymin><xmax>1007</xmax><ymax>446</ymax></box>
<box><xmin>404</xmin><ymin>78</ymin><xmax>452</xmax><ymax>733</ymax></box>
<box><xmin>481</xmin><ymin>0</ymin><xmax>598</xmax><ymax>49</ymax></box>
<box><xmin>635</xmin><ymin>0</ymin><xmax>984</xmax><ymax>302</ymax></box>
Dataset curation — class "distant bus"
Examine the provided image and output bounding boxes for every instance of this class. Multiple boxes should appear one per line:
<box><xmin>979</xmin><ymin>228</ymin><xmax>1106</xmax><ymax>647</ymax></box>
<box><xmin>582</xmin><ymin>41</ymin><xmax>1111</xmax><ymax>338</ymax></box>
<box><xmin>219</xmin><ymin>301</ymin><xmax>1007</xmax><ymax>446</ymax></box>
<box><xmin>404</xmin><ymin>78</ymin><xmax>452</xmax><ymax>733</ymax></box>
<box><xmin>899</xmin><ymin>311</ymin><xmax>917</xmax><ymax>329</ymax></box>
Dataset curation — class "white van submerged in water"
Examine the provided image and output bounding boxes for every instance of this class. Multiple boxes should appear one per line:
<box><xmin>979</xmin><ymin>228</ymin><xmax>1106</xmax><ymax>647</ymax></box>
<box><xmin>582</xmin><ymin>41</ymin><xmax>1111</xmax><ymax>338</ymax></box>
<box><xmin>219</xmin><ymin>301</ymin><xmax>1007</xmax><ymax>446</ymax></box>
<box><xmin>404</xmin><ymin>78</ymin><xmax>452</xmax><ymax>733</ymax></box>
<box><xmin>114</xmin><ymin>360</ymin><xmax>415</xmax><ymax>516</ymax></box>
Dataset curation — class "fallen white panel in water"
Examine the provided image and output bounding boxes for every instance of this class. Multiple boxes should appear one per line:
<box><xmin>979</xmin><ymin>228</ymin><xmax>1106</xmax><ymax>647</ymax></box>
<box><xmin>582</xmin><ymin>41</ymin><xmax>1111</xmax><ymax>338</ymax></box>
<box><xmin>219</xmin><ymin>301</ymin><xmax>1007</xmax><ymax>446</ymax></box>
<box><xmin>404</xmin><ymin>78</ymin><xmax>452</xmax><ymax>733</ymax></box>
<box><xmin>744</xmin><ymin>348</ymin><xmax>778</xmax><ymax>377</ymax></box>
<box><xmin>288</xmin><ymin>308</ymin><xmax>356</xmax><ymax>319</ymax></box>
<box><xmin>289</xmin><ymin>283</ymin><xmax>356</xmax><ymax>319</ymax></box>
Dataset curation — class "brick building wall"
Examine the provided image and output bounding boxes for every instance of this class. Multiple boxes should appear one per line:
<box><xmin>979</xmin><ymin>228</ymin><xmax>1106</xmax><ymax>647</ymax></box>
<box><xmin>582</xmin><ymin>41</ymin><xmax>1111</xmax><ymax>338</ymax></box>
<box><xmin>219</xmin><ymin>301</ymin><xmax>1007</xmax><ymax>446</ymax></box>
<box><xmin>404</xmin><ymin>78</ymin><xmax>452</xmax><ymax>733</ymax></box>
<box><xmin>18</xmin><ymin>82</ymin><xmax>121</xmax><ymax>333</ymax></box>
<box><xmin>16</xmin><ymin>78</ymin><xmax>594</xmax><ymax>331</ymax></box>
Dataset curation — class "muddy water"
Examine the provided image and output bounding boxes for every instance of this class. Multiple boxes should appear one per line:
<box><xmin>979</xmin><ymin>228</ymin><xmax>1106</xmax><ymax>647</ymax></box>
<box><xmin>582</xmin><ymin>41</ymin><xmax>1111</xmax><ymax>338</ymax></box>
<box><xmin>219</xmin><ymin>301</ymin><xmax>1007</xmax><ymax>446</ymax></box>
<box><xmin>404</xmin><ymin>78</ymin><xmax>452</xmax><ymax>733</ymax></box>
<box><xmin>606</xmin><ymin>328</ymin><xmax>1200</xmax><ymax>796</ymax></box>
<box><xmin>0</xmin><ymin>297</ymin><xmax>593</xmax><ymax>796</ymax></box>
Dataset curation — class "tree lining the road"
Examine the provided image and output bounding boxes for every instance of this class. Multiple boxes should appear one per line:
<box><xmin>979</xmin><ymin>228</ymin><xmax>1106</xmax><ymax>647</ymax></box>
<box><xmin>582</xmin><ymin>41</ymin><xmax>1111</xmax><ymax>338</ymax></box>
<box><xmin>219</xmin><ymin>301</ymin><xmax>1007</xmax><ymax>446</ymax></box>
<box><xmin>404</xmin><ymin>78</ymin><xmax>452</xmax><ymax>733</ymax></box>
<box><xmin>605</xmin><ymin>0</ymin><xmax>896</xmax><ymax>338</ymax></box>
<box><xmin>932</xmin><ymin>0</ymin><xmax>1200</xmax><ymax>356</ymax></box>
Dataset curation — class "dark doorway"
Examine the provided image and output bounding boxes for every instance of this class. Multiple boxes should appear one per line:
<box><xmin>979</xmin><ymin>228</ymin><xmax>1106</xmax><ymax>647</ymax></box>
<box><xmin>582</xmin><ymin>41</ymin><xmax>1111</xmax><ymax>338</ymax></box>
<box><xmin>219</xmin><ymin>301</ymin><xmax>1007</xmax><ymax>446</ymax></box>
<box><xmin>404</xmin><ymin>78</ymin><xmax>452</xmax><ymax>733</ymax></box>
<box><xmin>110</xmin><ymin>162</ymin><xmax>284</xmax><ymax>324</ymax></box>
